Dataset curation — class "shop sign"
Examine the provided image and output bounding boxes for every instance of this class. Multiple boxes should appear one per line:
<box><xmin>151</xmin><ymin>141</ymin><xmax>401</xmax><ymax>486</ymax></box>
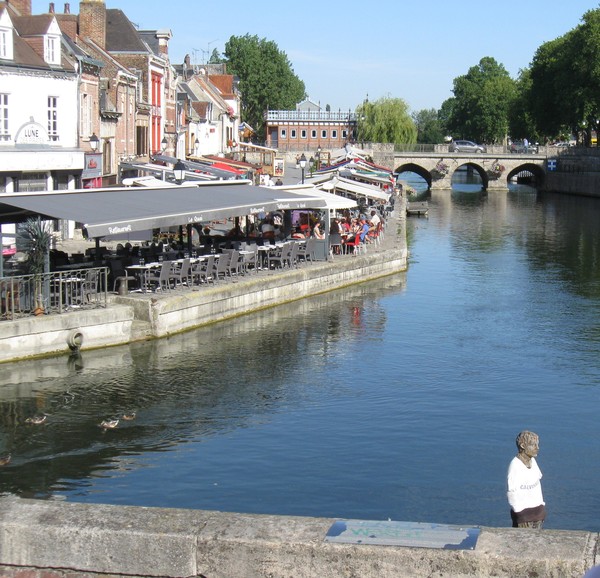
<box><xmin>82</xmin><ymin>153</ymin><xmax>102</xmax><ymax>179</ymax></box>
<box><xmin>15</xmin><ymin>119</ymin><xmax>48</xmax><ymax>144</ymax></box>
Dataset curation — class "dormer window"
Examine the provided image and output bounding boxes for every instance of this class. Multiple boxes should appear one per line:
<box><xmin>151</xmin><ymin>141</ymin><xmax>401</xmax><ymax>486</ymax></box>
<box><xmin>0</xmin><ymin>14</ymin><xmax>14</xmax><ymax>61</ymax></box>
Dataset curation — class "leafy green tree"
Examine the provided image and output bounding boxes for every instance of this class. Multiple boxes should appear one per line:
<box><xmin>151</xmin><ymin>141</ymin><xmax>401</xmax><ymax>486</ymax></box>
<box><xmin>412</xmin><ymin>108</ymin><xmax>445</xmax><ymax>144</ymax></box>
<box><xmin>508</xmin><ymin>68</ymin><xmax>539</xmax><ymax>142</ymax></box>
<box><xmin>355</xmin><ymin>96</ymin><xmax>416</xmax><ymax>144</ymax></box>
<box><xmin>224</xmin><ymin>34</ymin><xmax>306</xmax><ymax>141</ymax></box>
<box><xmin>445</xmin><ymin>57</ymin><xmax>516</xmax><ymax>144</ymax></box>
<box><xmin>208</xmin><ymin>48</ymin><xmax>225</xmax><ymax>64</ymax></box>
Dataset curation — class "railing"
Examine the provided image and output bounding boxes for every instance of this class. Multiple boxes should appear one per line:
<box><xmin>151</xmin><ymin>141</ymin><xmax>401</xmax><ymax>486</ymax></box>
<box><xmin>265</xmin><ymin>110</ymin><xmax>357</xmax><ymax>122</ymax></box>
<box><xmin>0</xmin><ymin>267</ymin><xmax>108</xmax><ymax>320</ymax></box>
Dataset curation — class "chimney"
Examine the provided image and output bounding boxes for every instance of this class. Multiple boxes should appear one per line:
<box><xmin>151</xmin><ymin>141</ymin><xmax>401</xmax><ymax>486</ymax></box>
<box><xmin>79</xmin><ymin>0</ymin><xmax>106</xmax><ymax>50</ymax></box>
<box><xmin>49</xmin><ymin>3</ymin><xmax>55</xmax><ymax>13</ymax></box>
<box><xmin>64</xmin><ymin>3</ymin><xmax>70</xmax><ymax>14</ymax></box>
<box><xmin>6</xmin><ymin>0</ymin><xmax>32</xmax><ymax>15</ymax></box>
<box><xmin>156</xmin><ymin>29</ymin><xmax>172</xmax><ymax>58</ymax></box>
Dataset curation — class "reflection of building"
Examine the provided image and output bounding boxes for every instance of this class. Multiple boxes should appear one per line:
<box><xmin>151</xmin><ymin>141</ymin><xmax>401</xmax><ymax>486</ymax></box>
<box><xmin>265</xmin><ymin>98</ymin><xmax>357</xmax><ymax>151</ymax></box>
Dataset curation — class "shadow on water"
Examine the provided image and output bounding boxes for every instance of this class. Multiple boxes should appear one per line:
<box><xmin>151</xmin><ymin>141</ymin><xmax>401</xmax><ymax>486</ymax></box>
<box><xmin>0</xmin><ymin>274</ymin><xmax>407</xmax><ymax>499</ymax></box>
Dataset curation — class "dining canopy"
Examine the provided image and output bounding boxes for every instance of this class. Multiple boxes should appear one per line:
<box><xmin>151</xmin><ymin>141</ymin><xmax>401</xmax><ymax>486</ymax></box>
<box><xmin>308</xmin><ymin>175</ymin><xmax>391</xmax><ymax>203</ymax></box>
<box><xmin>0</xmin><ymin>181</ymin><xmax>327</xmax><ymax>239</ymax></box>
<box><xmin>273</xmin><ymin>184</ymin><xmax>358</xmax><ymax>210</ymax></box>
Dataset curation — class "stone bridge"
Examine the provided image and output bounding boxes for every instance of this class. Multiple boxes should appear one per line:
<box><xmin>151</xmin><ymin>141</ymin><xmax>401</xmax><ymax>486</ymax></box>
<box><xmin>371</xmin><ymin>151</ymin><xmax>547</xmax><ymax>191</ymax></box>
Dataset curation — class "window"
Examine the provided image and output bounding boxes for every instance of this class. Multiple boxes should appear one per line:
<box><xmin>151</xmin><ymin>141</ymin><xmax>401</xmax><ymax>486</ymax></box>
<box><xmin>332</xmin><ymin>130</ymin><xmax>338</xmax><ymax>139</ymax></box>
<box><xmin>80</xmin><ymin>93</ymin><xmax>92</xmax><ymax>140</ymax></box>
<box><xmin>301</xmin><ymin>129</ymin><xmax>307</xmax><ymax>139</ymax></box>
<box><xmin>0</xmin><ymin>93</ymin><xmax>8</xmax><ymax>141</ymax></box>
<box><xmin>311</xmin><ymin>129</ymin><xmax>317</xmax><ymax>139</ymax></box>
<box><xmin>342</xmin><ymin>129</ymin><xmax>348</xmax><ymax>139</ymax></box>
<box><xmin>321</xmin><ymin>129</ymin><xmax>327</xmax><ymax>139</ymax></box>
<box><xmin>45</xmin><ymin>35</ymin><xmax>59</xmax><ymax>64</ymax></box>
<box><xmin>280</xmin><ymin>128</ymin><xmax>287</xmax><ymax>138</ymax></box>
<box><xmin>48</xmin><ymin>96</ymin><xmax>58</xmax><ymax>141</ymax></box>
<box><xmin>0</xmin><ymin>29</ymin><xmax>8</xmax><ymax>59</ymax></box>
<box><xmin>290</xmin><ymin>129</ymin><xmax>297</xmax><ymax>139</ymax></box>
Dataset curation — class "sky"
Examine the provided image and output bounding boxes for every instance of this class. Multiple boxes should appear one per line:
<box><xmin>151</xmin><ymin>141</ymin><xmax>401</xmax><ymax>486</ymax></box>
<box><xmin>32</xmin><ymin>0</ymin><xmax>600</xmax><ymax>113</ymax></box>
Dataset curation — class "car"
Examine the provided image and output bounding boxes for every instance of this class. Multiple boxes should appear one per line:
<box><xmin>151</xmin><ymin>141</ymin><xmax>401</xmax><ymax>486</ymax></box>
<box><xmin>510</xmin><ymin>140</ymin><xmax>539</xmax><ymax>154</ymax></box>
<box><xmin>449</xmin><ymin>140</ymin><xmax>486</xmax><ymax>153</ymax></box>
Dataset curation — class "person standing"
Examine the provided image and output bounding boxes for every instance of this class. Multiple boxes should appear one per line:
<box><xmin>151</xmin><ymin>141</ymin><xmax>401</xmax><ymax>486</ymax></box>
<box><xmin>523</xmin><ymin>137</ymin><xmax>529</xmax><ymax>153</ymax></box>
<box><xmin>507</xmin><ymin>430</ymin><xmax>546</xmax><ymax>528</ymax></box>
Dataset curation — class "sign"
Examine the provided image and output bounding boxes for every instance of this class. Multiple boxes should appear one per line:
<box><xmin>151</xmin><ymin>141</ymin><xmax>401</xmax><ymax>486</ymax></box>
<box><xmin>547</xmin><ymin>159</ymin><xmax>557</xmax><ymax>172</ymax></box>
<box><xmin>15</xmin><ymin>119</ymin><xmax>48</xmax><ymax>144</ymax></box>
<box><xmin>82</xmin><ymin>153</ymin><xmax>102</xmax><ymax>179</ymax></box>
<box><xmin>273</xmin><ymin>157</ymin><xmax>285</xmax><ymax>177</ymax></box>
<box><xmin>324</xmin><ymin>520</ymin><xmax>480</xmax><ymax>550</ymax></box>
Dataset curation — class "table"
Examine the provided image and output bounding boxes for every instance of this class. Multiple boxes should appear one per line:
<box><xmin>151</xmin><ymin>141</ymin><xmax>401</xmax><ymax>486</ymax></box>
<box><xmin>126</xmin><ymin>262</ymin><xmax>161</xmax><ymax>292</ymax></box>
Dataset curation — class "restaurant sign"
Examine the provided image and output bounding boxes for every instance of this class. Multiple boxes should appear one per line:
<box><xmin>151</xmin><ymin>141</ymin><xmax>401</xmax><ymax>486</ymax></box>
<box><xmin>325</xmin><ymin>520</ymin><xmax>480</xmax><ymax>550</ymax></box>
<box><xmin>15</xmin><ymin>119</ymin><xmax>48</xmax><ymax>145</ymax></box>
<box><xmin>82</xmin><ymin>153</ymin><xmax>102</xmax><ymax>179</ymax></box>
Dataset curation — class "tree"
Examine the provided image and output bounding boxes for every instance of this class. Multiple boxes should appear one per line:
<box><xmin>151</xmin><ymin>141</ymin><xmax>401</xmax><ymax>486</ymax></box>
<box><xmin>445</xmin><ymin>57</ymin><xmax>516</xmax><ymax>144</ymax></box>
<box><xmin>355</xmin><ymin>96</ymin><xmax>416</xmax><ymax>144</ymax></box>
<box><xmin>224</xmin><ymin>34</ymin><xmax>306</xmax><ymax>141</ymax></box>
<box><xmin>412</xmin><ymin>108</ymin><xmax>445</xmax><ymax>144</ymax></box>
<box><xmin>208</xmin><ymin>48</ymin><xmax>225</xmax><ymax>64</ymax></box>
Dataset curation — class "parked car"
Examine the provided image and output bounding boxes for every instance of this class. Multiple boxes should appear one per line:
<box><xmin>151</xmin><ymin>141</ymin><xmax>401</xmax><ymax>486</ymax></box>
<box><xmin>449</xmin><ymin>140</ymin><xmax>486</xmax><ymax>153</ymax></box>
<box><xmin>510</xmin><ymin>140</ymin><xmax>539</xmax><ymax>154</ymax></box>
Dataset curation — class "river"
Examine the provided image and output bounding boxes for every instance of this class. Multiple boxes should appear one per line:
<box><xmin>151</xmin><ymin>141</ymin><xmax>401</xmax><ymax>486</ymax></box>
<box><xmin>1</xmin><ymin>184</ymin><xmax>599</xmax><ymax>532</ymax></box>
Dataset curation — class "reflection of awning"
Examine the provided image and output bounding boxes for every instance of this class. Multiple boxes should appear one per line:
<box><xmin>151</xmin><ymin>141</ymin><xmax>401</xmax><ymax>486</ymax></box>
<box><xmin>0</xmin><ymin>182</ymin><xmax>328</xmax><ymax>238</ymax></box>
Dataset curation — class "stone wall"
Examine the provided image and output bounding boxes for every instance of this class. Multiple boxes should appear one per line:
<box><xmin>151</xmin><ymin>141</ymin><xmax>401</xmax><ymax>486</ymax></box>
<box><xmin>0</xmin><ymin>496</ymin><xmax>597</xmax><ymax>578</ymax></box>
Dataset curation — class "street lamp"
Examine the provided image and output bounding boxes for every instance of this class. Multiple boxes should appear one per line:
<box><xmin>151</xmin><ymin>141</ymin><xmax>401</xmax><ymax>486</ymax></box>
<box><xmin>309</xmin><ymin>156</ymin><xmax>315</xmax><ymax>177</ymax></box>
<box><xmin>194</xmin><ymin>137</ymin><xmax>199</xmax><ymax>155</ymax></box>
<box><xmin>316</xmin><ymin>145</ymin><xmax>321</xmax><ymax>170</ymax></box>
<box><xmin>161</xmin><ymin>136</ymin><xmax>168</xmax><ymax>153</ymax></box>
<box><xmin>173</xmin><ymin>159</ymin><xmax>186</xmax><ymax>184</ymax></box>
<box><xmin>299</xmin><ymin>153</ymin><xmax>307</xmax><ymax>184</ymax></box>
<box><xmin>89</xmin><ymin>133</ymin><xmax>99</xmax><ymax>152</ymax></box>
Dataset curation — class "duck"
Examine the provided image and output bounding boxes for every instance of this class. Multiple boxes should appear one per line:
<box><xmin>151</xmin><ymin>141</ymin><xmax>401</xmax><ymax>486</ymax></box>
<box><xmin>99</xmin><ymin>419</ymin><xmax>119</xmax><ymax>429</ymax></box>
<box><xmin>122</xmin><ymin>412</ymin><xmax>136</xmax><ymax>421</ymax></box>
<box><xmin>0</xmin><ymin>454</ymin><xmax>11</xmax><ymax>466</ymax></box>
<box><xmin>25</xmin><ymin>414</ymin><xmax>47</xmax><ymax>425</ymax></box>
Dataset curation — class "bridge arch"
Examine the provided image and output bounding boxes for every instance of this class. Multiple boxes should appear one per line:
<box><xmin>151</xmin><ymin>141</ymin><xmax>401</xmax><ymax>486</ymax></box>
<box><xmin>452</xmin><ymin>161</ymin><xmax>489</xmax><ymax>191</ymax></box>
<box><xmin>507</xmin><ymin>162</ymin><xmax>545</xmax><ymax>187</ymax></box>
<box><xmin>395</xmin><ymin>162</ymin><xmax>432</xmax><ymax>189</ymax></box>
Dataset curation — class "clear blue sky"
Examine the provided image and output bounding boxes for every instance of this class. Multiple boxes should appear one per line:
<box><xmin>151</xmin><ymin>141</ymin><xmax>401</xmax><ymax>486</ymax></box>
<box><xmin>33</xmin><ymin>0</ymin><xmax>600</xmax><ymax>113</ymax></box>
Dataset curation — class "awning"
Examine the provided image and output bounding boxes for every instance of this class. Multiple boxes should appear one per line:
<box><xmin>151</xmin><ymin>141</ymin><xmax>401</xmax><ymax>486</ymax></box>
<box><xmin>316</xmin><ymin>176</ymin><xmax>390</xmax><ymax>202</ymax></box>
<box><xmin>150</xmin><ymin>154</ymin><xmax>239</xmax><ymax>180</ymax></box>
<box><xmin>274</xmin><ymin>184</ymin><xmax>357</xmax><ymax>210</ymax></box>
<box><xmin>0</xmin><ymin>182</ymin><xmax>328</xmax><ymax>238</ymax></box>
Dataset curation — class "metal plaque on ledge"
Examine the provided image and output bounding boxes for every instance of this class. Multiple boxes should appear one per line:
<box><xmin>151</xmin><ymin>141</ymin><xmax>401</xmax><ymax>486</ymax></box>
<box><xmin>324</xmin><ymin>520</ymin><xmax>480</xmax><ymax>550</ymax></box>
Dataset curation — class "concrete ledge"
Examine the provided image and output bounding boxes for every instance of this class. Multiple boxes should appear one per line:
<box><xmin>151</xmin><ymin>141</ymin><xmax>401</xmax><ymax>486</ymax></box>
<box><xmin>0</xmin><ymin>497</ymin><xmax>597</xmax><ymax>577</ymax></box>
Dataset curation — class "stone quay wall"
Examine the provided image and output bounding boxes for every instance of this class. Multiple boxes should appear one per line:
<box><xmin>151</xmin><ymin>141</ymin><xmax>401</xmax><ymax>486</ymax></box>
<box><xmin>0</xmin><ymin>496</ymin><xmax>597</xmax><ymax>578</ymax></box>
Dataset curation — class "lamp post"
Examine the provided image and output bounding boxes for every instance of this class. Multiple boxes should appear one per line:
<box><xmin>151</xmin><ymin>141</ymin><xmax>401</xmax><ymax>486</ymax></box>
<box><xmin>299</xmin><ymin>153</ymin><xmax>307</xmax><ymax>184</ymax></box>
<box><xmin>173</xmin><ymin>159</ymin><xmax>186</xmax><ymax>184</ymax></box>
<box><xmin>161</xmin><ymin>136</ymin><xmax>168</xmax><ymax>153</ymax></box>
<box><xmin>309</xmin><ymin>156</ymin><xmax>315</xmax><ymax>177</ymax></box>
<box><xmin>89</xmin><ymin>133</ymin><xmax>99</xmax><ymax>152</ymax></box>
<box><xmin>316</xmin><ymin>145</ymin><xmax>321</xmax><ymax>170</ymax></box>
<box><xmin>194</xmin><ymin>137</ymin><xmax>199</xmax><ymax>156</ymax></box>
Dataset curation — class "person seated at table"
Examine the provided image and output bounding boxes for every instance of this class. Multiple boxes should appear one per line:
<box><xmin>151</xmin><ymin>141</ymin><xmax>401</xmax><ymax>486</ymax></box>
<box><xmin>329</xmin><ymin>219</ymin><xmax>343</xmax><ymax>254</ymax></box>
<box><xmin>261</xmin><ymin>218</ymin><xmax>275</xmax><ymax>239</ymax></box>
<box><xmin>291</xmin><ymin>227</ymin><xmax>306</xmax><ymax>239</ymax></box>
<box><xmin>312</xmin><ymin>221</ymin><xmax>325</xmax><ymax>239</ymax></box>
<box><xmin>368</xmin><ymin>210</ymin><xmax>381</xmax><ymax>228</ymax></box>
<box><xmin>358</xmin><ymin>217</ymin><xmax>370</xmax><ymax>243</ymax></box>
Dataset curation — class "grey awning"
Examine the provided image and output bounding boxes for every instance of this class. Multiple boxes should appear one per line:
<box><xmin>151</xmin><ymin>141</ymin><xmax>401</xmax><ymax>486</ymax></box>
<box><xmin>0</xmin><ymin>181</ymin><xmax>327</xmax><ymax>238</ymax></box>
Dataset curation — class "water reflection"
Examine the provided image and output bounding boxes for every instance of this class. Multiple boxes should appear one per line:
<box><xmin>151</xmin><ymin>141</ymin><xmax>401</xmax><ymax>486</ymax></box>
<box><xmin>0</xmin><ymin>274</ymin><xmax>406</xmax><ymax>499</ymax></box>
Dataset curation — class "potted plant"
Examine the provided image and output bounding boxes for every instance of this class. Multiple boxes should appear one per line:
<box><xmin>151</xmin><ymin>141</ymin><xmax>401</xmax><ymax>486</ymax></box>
<box><xmin>17</xmin><ymin>218</ymin><xmax>52</xmax><ymax>315</ymax></box>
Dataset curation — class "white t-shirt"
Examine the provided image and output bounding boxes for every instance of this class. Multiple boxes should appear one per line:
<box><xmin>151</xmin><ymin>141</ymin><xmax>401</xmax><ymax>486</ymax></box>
<box><xmin>507</xmin><ymin>456</ymin><xmax>544</xmax><ymax>513</ymax></box>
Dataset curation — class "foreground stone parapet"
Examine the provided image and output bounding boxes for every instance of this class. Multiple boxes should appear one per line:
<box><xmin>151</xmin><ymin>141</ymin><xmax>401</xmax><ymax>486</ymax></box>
<box><xmin>0</xmin><ymin>496</ymin><xmax>597</xmax><ymax>577</ymax></box>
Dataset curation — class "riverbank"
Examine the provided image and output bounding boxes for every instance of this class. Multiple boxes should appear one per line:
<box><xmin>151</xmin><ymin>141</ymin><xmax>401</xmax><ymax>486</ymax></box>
<box><xmin>0</xmin><ymin>496</ymin><xmax>596</xmax><ymax>578</ymax></box>
<box><xmin>0</xmin><ymin>205</ymin><xmax>407</xmax><ymax>364</ymax></box>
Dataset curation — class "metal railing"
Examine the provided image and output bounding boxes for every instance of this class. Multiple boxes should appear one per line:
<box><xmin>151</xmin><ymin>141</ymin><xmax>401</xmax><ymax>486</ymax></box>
<box><xmin>0</xmin><ymin>267</ymin><xmax>108</xmax><ymax>320</ymax></box>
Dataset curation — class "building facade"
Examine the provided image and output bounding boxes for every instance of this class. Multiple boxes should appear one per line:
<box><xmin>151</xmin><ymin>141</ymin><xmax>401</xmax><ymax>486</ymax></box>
<box><xmin>265</xmin><ymin>98</ymin><xmax>356</xmax><ymax>152</ymax></box>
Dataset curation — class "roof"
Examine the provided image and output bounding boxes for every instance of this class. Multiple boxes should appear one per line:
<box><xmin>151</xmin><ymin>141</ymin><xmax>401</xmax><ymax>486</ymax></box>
<box><xmin>0</xmin><ymin>182</ymin><xmax>328</xmax><ymax>239</ymax></box>
<box><xmin>105</xmin><ymin>9</ymin><xmax>148</xmax><ymax>53</ymax></box>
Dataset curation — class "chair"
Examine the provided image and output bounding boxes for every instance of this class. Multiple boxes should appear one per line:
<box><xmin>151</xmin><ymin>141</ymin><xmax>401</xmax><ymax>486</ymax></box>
<box><xmin>226</xmin><ymin>250</ymin><xmax>243</xmax><ymax>277</ymax></box>
<box><xmin>191</xmin><ymin>255</ymin><xmax>215</xmax><ymax>285</ymax></box>
<box><xmin>296</xmin><ymin>238</ymin><xmax>316</xmax><ymax>264</ymax></box>
<box><xmin>268</xmin><ymin>242</ymin><xmax>293</xmax><ymax>269</ymax></box>
<box><xmin>329</xmin><ymin>233</ymin><xmax>343</xmax><ymax>257</ymax></box>
<box><xmin>147</xmin><ymin>261</ymin><xmax>174</xmax><ymax>292</ymax></box>
<box><xmin>241</xmin><ymin>245</ymin><xmax>259</xmax><ymax>274</ymax></box>
<box><xmin>212</xmin><ymin>252</ymin><xmax>231</xmax><ymax>282</ymax></box>
<box><xmin>81</xmin><ymin>269</ymin><xmax>100</xmax><ymax>304</ymax></box>
<box><xmin>107</xmin><ymin>259</ymin><xmax>136</xmax><ymax>293</ymax></box>
<box><xmin>170</xmin><ymin>258</ymin><xmax>192</xmax><ymax>288</ymax></box>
